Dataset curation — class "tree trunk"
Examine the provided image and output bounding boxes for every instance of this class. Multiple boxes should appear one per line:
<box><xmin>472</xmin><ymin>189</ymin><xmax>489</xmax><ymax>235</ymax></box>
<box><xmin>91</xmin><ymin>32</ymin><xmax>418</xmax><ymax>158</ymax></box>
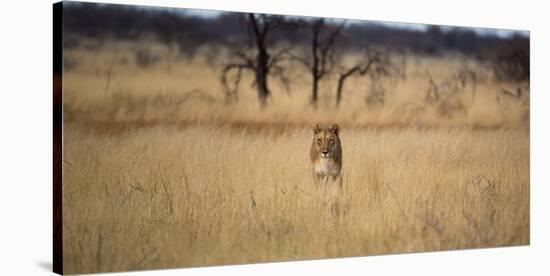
<box><xmin>336</xmin><ymin>77</ymin><xmax>344</xmax><ymax>106</ymax></box>
<box><xmin>256</xmin><ymin>48</ymin><xmax>269</xmax><ymax>107</ymax></box>
<box><xmin>310</xmin><ymin>20</ymin><xmax>321</xmax><ymax>105</ymax></box>
<box><xmin>336</xmin><ymin>67</ymin><xmax>359</xmax><ymax>106</ymax></box>
<box><xmin>249</xmin><ymin>14</ymin><xmax>270</xmax><ymax>108</ymax></box>
<box><xmin>312</xmin><ymin>73</ymin><xmax>319</xmax><ymax>104</ymax></box>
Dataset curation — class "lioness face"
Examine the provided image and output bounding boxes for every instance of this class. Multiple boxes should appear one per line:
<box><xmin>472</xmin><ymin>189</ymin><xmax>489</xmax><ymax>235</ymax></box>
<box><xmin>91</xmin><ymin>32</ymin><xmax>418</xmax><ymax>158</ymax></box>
<box><xmin>312</xmin><ymin>124</ymin><xmax>340</xmax><ymax>159</ymax></box>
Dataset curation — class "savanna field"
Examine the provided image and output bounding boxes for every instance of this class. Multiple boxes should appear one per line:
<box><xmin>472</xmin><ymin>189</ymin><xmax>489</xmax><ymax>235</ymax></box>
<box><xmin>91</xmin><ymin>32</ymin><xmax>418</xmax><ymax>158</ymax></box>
<box><xmin>61</xmin><ymin>39</ymin><xmax>529</xmax><ymax>274</ymax></box>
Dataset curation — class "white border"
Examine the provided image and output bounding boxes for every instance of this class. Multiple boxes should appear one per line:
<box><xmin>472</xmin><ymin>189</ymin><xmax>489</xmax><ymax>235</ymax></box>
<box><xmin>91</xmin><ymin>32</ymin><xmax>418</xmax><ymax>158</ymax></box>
<box><xmin>1</xmin><ymin>0</ymin><xmax>548</xmax><ymax>275</ymax></box>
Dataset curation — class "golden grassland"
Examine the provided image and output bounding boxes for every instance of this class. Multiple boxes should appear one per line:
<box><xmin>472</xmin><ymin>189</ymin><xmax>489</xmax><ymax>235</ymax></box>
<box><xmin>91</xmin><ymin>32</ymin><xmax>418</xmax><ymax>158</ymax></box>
<box><xmin>62</xmin><ymin>39</ymin><xmax>529</xmax><ymax>128</ymax></box>
<box><xmin>62</xmin><ymin>39</ymin><xmax>529</xmax><ymax>274</ymax></box>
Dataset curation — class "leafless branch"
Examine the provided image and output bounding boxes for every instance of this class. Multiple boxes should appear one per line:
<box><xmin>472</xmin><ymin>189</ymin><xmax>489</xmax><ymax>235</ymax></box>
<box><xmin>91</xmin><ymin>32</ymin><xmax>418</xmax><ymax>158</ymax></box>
<box><xmin>500</xmin><ymin>87</ymin><xmax>522</xmax><ymax>99</ymax></box>
<box><xmin>335</xmin><ymin>47</ymin><xmax>388</xmax><ymax>105</ymax></box>
<box><xmin>425</xmin><ymin>69</ymin><xmax>440</xmax><ymax>102</ymax></box>
<box><xmin>220</xmin><ymin>63</ymin><xmax>253</xmax><ymax>103</ymax></box>
<box><xmin>286</xmin><ymin>51</ymin><xmax>311</xmax><ymax>67</ymax></box>
<box><xmin>220</xmin><ymin>13</ymin><xmax>297</xmax><ymax>106</ymax></box>
<box><xmin>270</xmin><ymin>64</ymin><xmax>291</xmax><ymax>94</ymax></box>
<box><xmin>267</xmin><ymin>46</ymin><xmax>294</xmax><ymax>69</ymax></box>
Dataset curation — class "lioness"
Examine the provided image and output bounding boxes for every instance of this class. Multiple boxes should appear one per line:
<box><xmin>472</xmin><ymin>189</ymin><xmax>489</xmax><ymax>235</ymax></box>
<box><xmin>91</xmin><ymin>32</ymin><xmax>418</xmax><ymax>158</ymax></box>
<box><xmin>310</xmin><ymin>124</ymin><xmax>342</xmax><ymax>185</ymax></box>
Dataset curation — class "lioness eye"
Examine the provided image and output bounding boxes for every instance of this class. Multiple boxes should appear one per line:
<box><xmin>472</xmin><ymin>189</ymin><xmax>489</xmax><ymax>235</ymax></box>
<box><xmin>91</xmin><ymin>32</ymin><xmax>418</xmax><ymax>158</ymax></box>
<box><xmin>329</xmin><ymin>139</ymin><xmax>334</xmax><ymax>144</ymax></box>
<box><xmin>317</xmin><ymin>139</ymin><xmax>321</xmax><ymax>144</ymax></box>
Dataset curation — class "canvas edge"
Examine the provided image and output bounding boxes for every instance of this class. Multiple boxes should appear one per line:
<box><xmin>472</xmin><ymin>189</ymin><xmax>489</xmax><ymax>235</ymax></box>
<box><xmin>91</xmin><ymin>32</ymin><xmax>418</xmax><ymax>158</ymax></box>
<box><xmin>53</xmin><ymin>1</ymin><xmax>64</xmax><ymax>275</ymax></box>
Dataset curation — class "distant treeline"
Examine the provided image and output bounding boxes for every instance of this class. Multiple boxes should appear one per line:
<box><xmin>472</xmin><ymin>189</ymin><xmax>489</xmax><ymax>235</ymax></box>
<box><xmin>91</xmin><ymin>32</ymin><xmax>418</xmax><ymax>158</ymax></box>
<box><xmin>62</xmin><ymin>2</ymin><xmax>529</xmax><ymax>80</ymax></box>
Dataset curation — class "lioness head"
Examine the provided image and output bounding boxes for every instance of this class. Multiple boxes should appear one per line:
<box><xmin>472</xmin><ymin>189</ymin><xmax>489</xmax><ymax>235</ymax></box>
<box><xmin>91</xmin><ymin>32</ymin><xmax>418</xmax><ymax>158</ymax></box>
<box><xmin>311</xmin><ymin>123</ymin><xmax>341</xmax><ymax>159</ymax></box>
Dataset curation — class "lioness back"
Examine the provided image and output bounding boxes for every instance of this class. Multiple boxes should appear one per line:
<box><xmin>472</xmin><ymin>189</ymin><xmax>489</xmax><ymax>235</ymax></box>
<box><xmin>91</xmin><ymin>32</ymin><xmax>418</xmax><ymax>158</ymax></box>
<box><xmin>310</xmin><ymin>124</ymin><xmax>342</xmax><ymax>184</ymax></box>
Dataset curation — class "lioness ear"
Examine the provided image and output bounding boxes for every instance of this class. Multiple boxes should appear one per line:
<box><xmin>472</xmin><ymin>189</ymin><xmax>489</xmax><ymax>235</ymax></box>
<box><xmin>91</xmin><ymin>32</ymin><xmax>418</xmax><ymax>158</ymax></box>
<box><xmin>330</xmin><ymin>124</ymin><xmax>339</xmax><ymax>136</ymax></box>
<box><xmin>313</xmin><ymin>124</ymin><xmax>321</xmax><ymax>134</ymax></box>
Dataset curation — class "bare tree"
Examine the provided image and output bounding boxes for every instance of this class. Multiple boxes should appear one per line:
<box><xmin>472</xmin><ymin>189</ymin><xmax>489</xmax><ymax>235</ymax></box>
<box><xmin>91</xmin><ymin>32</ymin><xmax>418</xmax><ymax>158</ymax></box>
<box><xmin>289</xmin><ymin>19</ymin><xmax>344</xmax><ymax>106</ymax></box>
<box><xmin>220</xmin><ymin>13</ymin><xmax>293</xmax><ymax>107</ymax></box>
<box><xmin>335</xmin><ymin>47</ymin><xmax>394</xmax><ymax>106</ymax></box>
<box><xmin>424</xmin><ymin>67</ymin><xmax>480</xmax><ymax>117</ymax></box>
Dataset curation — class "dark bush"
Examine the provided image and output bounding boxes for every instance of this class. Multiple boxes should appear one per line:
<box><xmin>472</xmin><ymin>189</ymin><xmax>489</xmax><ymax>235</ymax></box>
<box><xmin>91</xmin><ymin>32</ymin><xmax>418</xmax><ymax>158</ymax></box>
<box><xmin>491</xmin><ymin>36</ymin><xmax>529</xmax><ymax>81</ymax></box>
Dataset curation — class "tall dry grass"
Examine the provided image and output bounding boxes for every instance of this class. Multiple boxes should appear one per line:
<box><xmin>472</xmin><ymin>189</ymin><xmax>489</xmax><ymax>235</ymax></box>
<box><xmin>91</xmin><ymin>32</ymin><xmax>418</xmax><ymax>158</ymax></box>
<box><xmin>61</xmin><ymin>39</ymin><xmax>529</xmax><ymax>274</ymax></box>
<box><xmin>63</xmin><ymin>123</ymin><xmax>529</xmax><ymax>274</ymax></box>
